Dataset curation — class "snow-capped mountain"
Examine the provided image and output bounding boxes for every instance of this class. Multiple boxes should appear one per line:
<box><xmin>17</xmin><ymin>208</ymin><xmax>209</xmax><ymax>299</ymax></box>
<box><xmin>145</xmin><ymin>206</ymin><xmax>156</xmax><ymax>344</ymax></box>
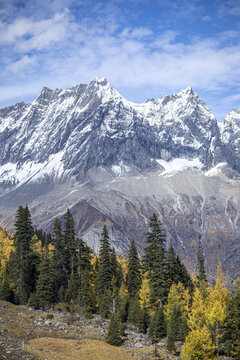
<box><xmin>1</xmin><ymin>77</ymin><xmax>240</xmax><ymax>285</ymax></box>
<box><xmin>0</xmin><ymin>77</ymin><xmax>229</xmax><ymax>187</ymax></box>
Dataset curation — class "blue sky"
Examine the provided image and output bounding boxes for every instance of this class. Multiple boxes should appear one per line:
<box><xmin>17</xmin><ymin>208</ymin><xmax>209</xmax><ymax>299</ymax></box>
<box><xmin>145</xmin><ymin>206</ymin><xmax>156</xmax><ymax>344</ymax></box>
<box><xmin>0</xmin><ymin>0</ymin><xmax>240</xmax><ymax>120</ymax></box>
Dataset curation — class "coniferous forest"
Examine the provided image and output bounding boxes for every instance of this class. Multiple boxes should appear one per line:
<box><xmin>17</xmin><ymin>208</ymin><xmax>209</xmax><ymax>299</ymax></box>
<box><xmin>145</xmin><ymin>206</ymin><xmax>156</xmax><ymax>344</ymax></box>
<box><xmin>0</xmin><ymin>206</ymin><xmax>240</xmax><ymax>359</ymax></box>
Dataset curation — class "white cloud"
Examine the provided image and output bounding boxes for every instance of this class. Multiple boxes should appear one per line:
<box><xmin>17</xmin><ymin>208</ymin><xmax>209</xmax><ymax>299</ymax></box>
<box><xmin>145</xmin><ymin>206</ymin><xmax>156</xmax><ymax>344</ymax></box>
<box><xmin>1</xmin><ymin>2</ymin><xmax>240</xmax><ymax>121</ymax></box>
<box><xmin>0</xmin><ymin>9</ymin><xmax>72</xmax><ymax>51</ymax></box>
<box><xmin>6</xmin><ymin>55</ymin><xmax>36</xmax><ymax>73</ymax></box>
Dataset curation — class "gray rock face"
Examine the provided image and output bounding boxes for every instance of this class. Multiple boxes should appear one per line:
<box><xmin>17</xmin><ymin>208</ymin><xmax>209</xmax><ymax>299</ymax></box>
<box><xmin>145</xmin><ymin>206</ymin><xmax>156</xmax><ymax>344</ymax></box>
<box><xmin>0</xmin><ymin>77</ymin><xmax>240</xmax><ymax>285</ymax></box>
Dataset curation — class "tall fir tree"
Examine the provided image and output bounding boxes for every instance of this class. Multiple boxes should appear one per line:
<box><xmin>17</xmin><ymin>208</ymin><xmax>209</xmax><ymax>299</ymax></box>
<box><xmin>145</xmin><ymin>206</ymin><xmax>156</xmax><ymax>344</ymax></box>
<box><xmin>0</xmin><ymin>265</ymin><xmax>14</xmax><ymax>302</ymax></box>
<box><xmin>11</xmin><ymin>206</ymin><xmax>36</xmax><ymax>304</ymax></box>
<box><xmin>35</xmin><ymin>248</ymin><xmax>54</xmax><ymax>309</ymax></box>
<box><xmin>77</xmin><ymin>238</ymin><xmax>95</xmax><ymax>314</ymax></box>
<box><xmin>167</xmin><ymin>305</ymin><xmax>181</xmax><ymax>352</ymax></box>
<box><xmin>128</xmin><ymin>295</ymin><xmax>141</xmax><ymax>326</ymax></box>
<box><xmin>95</xmin><ymin>226</ymin><xmax>113</xmax><ymax>298</ymax></box>
<box><xmin>137</xmin><ymin>301</ymin><xmax>150</xmax><ymax>334</ymax></box>
<box><xmin>167</xmin><ymin>245</ymin><xmax>193</xmax><ymax>293</ymax></box>
<box><xmin>110</xmin><ymin>247</ymin><xmax>123</xmax><ymax>290</ymax></box>
<box><xmin>64</xmin><ymin>209</ymin><xmax>77</xmax><ymax>278</ymax></box>
<box><xmin>149</xmin><ymin>306</ymin><xmax>166</xmax><ymax>341</ymax></box>
<box><xmin>127</xmin><ymin>239</ymin><xmax>142</xmax><ymax>299</ymax></box>
<box><xmin>106</xmin><ymin>312</ymin><xmax>122</xmax><ymax>346</ymax></box>
<box><xmin>167</xmin><ymin>244</ymin><xmax>179</xmax><ymax>284</ymax></box>
<box><xmin>52</xmin><ymin>217</ymin><xmax>68</xmax><ymax>300</ymax></box>
<box><xmin>143</xmin><ymin>214</ymin><xmax>169</xmax><ymax>305</ymax></box>
<box><xmin>221</xmin><ymin>279</ymin><xmax>240</xmax><ymax>358</ymax></box>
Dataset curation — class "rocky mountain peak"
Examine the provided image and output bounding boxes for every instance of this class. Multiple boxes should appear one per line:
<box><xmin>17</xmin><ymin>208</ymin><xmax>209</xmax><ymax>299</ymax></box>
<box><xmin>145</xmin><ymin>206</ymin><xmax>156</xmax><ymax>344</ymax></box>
<box><xmin>1</xmin><ymin>79</ymin><xmax>240</xmax><ymax>285</ymax></box>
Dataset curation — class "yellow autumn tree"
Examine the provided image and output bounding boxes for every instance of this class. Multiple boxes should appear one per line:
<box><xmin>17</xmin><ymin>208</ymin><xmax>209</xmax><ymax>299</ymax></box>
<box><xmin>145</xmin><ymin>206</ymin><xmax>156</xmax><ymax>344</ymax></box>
<box><xmin>0</xmin><ymin>227</ymin><xmax>14</xmax><ymax>282</ymax></box>
<box><xmin>181</xmin><ymin>325</ymin><xmax>216</xmax><ymax>360</ymax></box>
<box><xmin>206</xmin><ymin>263</ymin><xmax>229</xmax><ymax>326</ymax></box>
<box><xmin>206</xmin><ymin>263</ymin><xmax>229</xmax><ymax>356</ymax></box>
<box><xmin>139</xmin><ymin>274</ymin><xmax>151</xmax><ymax>310</ymax></box>
<box><xmin>164</xmin><ymin>282</ymin><xmax>190</xmax><ymax>322</ymax></box>
<box><xmin>181</xmin><ymin>285</ymin><xmax>216</xmax><ymax>359</ymax></box>
<box><xmin>188</xmin><ymin>286</ymin><xmax>207</xmax><ymax>330</ymax></box>
<box><xmin>119</xmin><ymin>256</ymin><xmax>128</xmax><ymax>281</ymax></box>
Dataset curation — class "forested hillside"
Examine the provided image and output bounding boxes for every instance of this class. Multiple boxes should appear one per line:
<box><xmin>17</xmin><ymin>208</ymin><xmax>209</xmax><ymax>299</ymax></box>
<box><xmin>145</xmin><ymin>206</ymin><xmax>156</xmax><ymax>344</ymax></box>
<box><xmin>0</xmin><ymin>206</ymin><xmax>239</xmax><ymax>359</ymax></box>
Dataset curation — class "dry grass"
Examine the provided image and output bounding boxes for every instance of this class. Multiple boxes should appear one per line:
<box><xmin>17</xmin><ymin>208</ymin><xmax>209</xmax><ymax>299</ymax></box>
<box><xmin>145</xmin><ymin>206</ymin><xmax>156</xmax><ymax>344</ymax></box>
<box><xmin>25</xmin><ymin>338</ymin><xmax>135</xmax><ymax>360</ymax></box>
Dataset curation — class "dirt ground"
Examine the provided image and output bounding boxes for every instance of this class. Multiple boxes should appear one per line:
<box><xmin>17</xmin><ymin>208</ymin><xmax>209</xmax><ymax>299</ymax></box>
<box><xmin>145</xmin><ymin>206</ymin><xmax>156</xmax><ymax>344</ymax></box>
<box><xmin>0</xmin><ymin>301</ymin><xmax>179</xmax><ymax>360</ymax></box>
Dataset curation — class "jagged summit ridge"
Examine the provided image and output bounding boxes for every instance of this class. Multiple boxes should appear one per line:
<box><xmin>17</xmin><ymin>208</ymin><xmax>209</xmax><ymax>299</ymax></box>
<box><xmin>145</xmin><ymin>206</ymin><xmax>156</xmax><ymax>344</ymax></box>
<box><xmin>0</xmin><ymin>78</ymin><xmax>238</xmax><ymax>190</ymax></box>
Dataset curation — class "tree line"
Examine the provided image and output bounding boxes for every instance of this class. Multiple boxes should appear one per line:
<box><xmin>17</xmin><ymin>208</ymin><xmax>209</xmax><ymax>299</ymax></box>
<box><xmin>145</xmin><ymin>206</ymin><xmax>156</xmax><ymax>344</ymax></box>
<box><xmin>0</xmin><ymin>205</ymin><xmax>239</xmax><ymax>359</ymax></box>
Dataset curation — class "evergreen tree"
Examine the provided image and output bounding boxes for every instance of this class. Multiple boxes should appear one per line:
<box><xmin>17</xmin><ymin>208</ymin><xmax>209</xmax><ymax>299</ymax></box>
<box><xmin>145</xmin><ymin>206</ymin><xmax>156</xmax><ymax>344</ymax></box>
<box><xmin>167</xmin><ymin>244</ymin><xmax>179</xmax><ymax>283</ymax></box>
<box><xmin>221</xmin><ymin>279</ymin><xmax>240</xmax><ymax>358</ymax></box>
<box><xmin>167</xmin><ymin>305</ymin><xmax>179</xmax><ymax>352</ymax></box>
<box><xmin>77</xmin><ymin>238</ymin><xmax>94</xmax><ymax>311</ymax></box>
<box><xmin>0</xmin><ymin>267</ymin><xmax>14</xmax><ymax>302</ymax></box>
<box><xmin>95</xmin><ymin>226</ymin><xmax>113</xmax><ymax>298</ymax></box>
<box><xmin>65</xmin><ymin>273</ymin><xmax>79</xmax><ymax>304</ymax></box>
<box><xmin>35</xmin><ymin>249</ymin><xmax>54</xmax><ymax>309</ymax></box>
<box><xmin>137</xmin><ymin>301</ymin><xmax>150</xmax><ymax>334</ymax></box>
<box><xmin>143</xmin><ymin>214</ymin><xmax>169</xmax><ymax>305</ymax></box>
<box><xmin>197</xmin><ymin>250</ymin><xmax>207</xmax><ymax>284</ymax></box>
<box><xmin>78</xmin><ymin>269</ymin><xmax>95</xmax><ymax>316</ymax></box>
<box><xmin>11</xmin><ymin>206</ymin><xmax>35</xmax><ymax>304</ymax></box>
<box><xmin>128</xmin><ymin>295</ymin><xmax>141</xmax><ymax>326</ymax></box>
<box><xmin>99</xmin><ymin>291</ymin><xmax>113</xmax><ymax>318</ymax></box>
<box><xmin>149</xmin><ymin>306</ymin><xmax>166</xmax><ymax>341</ymax></box>
<box><xmin>28</xmin><ymin>292</ymin><xmax>39</xmax><ymax>309</ymax></box>
<box><xmin>118</xmin><ymin>283</ymin><xmax>129</xmax><ymax>323</ymax></box>
<box><xmin>175</xmin><ymin>255</ymin><xmax>194</xmax><ymax>294</ymax></box>
<box><xmin>52</xmin><ymin>217</ymin><xmax>68</xmax><ymax>299</ymax></box>
<box><xmin>143</xmin><ymin>213</ymin><xmax>166</xmax><ymax>271</ymax></box>
<box><xmin>127</xmin><ymin>239</ymin><xmax>142</xmax><ymax>299</ymax></box>
<box><xmin>106</xmin><ymin>312</ymin><xmax>122</xmax><ymax>346</ymax></box>
<box><xmin>110</xmin><ymin>248</ymin><xmax>123</xmax><ymax>290</ymax></box>
<box><xmin>167</xmin><ymin>245</ymin><xmax>193</xmax><ymax>292</ymax></box>
<box><xmin>167</xmin><ymin>303</ymin><xmax>188</xmax><ymax>347</ymax></box>
<box><xmin>64</xmin><ymin>209</ymin><xmax>77</xmax><ymax>278</ymax></box>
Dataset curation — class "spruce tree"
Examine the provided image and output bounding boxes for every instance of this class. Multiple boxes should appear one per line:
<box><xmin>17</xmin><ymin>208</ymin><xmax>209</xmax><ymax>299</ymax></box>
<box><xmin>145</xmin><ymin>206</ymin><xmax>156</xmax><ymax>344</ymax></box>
<box><xmin>52</xmin><ymin>217</ymin><xmax>68</xmax><ymax>298</ymax></box>
<box><xmin>166</xmin><ymin>305</ymin><xmax>179</xmax><ymax>352</ymax></box>
<box><xmin>128</xmin><ymin>295</ymin><xmax>141</xmax><ymax>326</ymax></box>
<box><xmin>118</xmin><ymin>283</ymin><xmax>129</xmax><ymax>323</ymax></box>
<box><xmin>167</xmin><ymin>245</ymin><xmax>193</xmax><ymax>293</ymax></box>
<box><xmin>137</xmin><ymin>301</ymin><xmax>150</xmax><ymax>334</ymax></box>
<box><xmin>143</xmin><ymin>214</ymin><xmax>169</xmax><ymax>305</ymax></box>
<box><xmin>64</xmin><ymin>209</ymin><xmax>77</xmax><ymax>278</ymax></box>
<box><xmin>95</xmin><ymin>226</ymin><xmax>113</xmax><ymax>298</ymax></box>
<box><xmin>127</xmin><ymin>239</ymin><xmax>142</xmax><ymax>299</ymax></box>
<box><xmin>0</xmin><ymin>267</ymin><xmax>14</xmax><ymax>302</ymax></box>
<box><xmin>167</xmin><ymin>304</ymin><xmax>188</xmax><ymax>347</ymax></box>
<box><xmin>110</xmin><ymin>248</ymin><xmax>123</xmax><ymax>289</ymax></box>
<box><xmin>79</xmin><ymin>269</ymin><xmax>95</xmax><ymax>316</ymax></box>
<box><xmin>149</xmin><ymin>306</ymin><xmax>166</xmax><ymax>341</ymax></box>
<box><xmin>77</xmin><ymin>238</ymin><xmax>94</xmax><ymax>314</ymax></box>
<box><xmin>99</xmin><ymin>291</ymin><xmax>112</xmax><ymax>318</ymax></box>
<box><xmin>175</xmin><ymin>255</ymin><xmax>194</xmax><ymax>294</ymax></box>
<box><xmin>221</xmin><ymin>280</ymin><xmax>240</xmax><ymax>358</ymax></box>
<box><xmin>35</xmin><ymin>249</ymin><xmax>54</xmax><ymax>309</ymax></box>
<box><xmin>106</xmin><ymin>312</ymin><xmax>122</xmax><ymax>346</ymax></box>
<box><xmin>167</xmin><ymin>244</ymin><xmax>179</xmax><ymax>284</ymax></box>
<box><xmin>11</xmin><ymin>206</ymin><xmax>35</xmax><ymax>304</ymax></box>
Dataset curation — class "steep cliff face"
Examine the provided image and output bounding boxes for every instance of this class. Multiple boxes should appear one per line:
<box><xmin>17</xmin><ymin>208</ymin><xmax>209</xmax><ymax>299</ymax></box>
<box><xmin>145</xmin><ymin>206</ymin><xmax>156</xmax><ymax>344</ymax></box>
<box><xmin>0</xmin><ymin>78</ymin><xmax>240</xmax><ymax>285</ymax></box>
